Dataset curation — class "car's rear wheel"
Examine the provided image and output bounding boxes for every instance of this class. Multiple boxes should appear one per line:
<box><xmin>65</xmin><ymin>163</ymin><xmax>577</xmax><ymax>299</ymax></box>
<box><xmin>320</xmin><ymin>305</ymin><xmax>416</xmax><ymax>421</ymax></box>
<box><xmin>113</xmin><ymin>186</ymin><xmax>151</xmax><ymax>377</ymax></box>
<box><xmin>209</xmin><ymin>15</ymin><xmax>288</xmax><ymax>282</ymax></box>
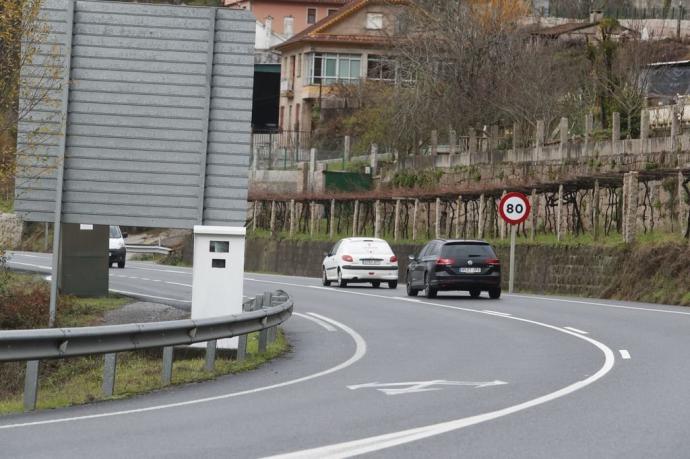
<box><xmin>388</xmin><ymin>280</ymin><xmax>398</xmax><ymax>289</ymax></box>
<box><xmin>489</xmin><ymin>287</ymin><xmax>501</xmax><ymax>299</ymax></box>
<box><xmin>337</xmin><ymin>269</ymin><xmax>348</xmax><ymax>288</ymax></box>
<box><xmin>424</xmin><ymin>276</ymin><xmax>438</xmax><ymax>299</ymax></box>
<box><xmin>118</xmin><ymin>260</ymin><xmax>125</xmax><ymax>269</ymax></box>
<box><xmin>469</xmin><ymin>288</ymin><xmax>481</xmax><ymax>298</ymax></box>
<box><xmin>371</xmin><ymin>281</ymin><xmax>381</xmax><ymax>288</ymax></box>
<box><xmin>322</xmin><ymin>268</ymin><xmax>331</xmax><ymax>286</ymax></box>
<box><xmin>406</xmin><ymin>275</ymin><xmax>418</xmax><ymax>296</ymax></box>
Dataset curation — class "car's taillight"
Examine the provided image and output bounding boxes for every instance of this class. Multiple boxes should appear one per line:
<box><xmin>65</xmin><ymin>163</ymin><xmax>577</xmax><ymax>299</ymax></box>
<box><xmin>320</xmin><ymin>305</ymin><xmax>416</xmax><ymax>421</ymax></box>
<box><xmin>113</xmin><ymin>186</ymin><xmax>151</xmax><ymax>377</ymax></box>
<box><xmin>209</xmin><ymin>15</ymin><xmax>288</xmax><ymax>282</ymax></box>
<box><xmin>390</xmin><ymin>255</ymin><xmax>398</xmax><ymax>263</ymax></box>
<box><xmin>342</xmin><ymin>254</ymin><xmax>353</xmax><ymax>262</ymax></box>
<box><xmin>487</xmin><ymin>258</ymin><xmax>500</xmax><ymax>266</ymax></box>
<box><xmin>436</xmin><ymin>257</ymin><xmax>455</xmax><ymax>266</ymax></box>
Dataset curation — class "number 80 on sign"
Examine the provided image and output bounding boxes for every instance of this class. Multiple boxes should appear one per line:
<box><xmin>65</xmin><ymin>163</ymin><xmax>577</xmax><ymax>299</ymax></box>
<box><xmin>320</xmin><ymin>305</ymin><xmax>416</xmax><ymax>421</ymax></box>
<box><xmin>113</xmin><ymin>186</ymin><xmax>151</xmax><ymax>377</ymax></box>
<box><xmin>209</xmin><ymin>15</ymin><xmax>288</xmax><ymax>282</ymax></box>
<box><xmin>499</xmin><ymin>192</ymin><xmax>531</xmax><ymax>225</ymax></box>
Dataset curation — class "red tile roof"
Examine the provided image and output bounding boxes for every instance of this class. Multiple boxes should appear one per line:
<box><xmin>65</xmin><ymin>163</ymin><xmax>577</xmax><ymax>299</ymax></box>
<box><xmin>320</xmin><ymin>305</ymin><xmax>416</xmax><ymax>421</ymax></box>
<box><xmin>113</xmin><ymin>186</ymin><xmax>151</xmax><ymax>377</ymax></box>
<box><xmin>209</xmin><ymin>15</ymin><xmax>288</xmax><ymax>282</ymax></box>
<box><xmin>275</xmin><ymin>0</ymin><xmax>409</xmax><ymax>51</ymax></box>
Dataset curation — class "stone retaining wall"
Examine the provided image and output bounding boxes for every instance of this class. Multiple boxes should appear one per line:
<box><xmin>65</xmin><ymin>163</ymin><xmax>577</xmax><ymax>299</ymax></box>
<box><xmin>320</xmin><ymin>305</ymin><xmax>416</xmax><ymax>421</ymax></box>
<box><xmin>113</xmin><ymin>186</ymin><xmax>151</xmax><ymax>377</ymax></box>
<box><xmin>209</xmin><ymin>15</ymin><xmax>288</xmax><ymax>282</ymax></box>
<box><xmin>0</xmin><ymin>214</ymin><xmax>22</xmax><ymax>250</ymax></box>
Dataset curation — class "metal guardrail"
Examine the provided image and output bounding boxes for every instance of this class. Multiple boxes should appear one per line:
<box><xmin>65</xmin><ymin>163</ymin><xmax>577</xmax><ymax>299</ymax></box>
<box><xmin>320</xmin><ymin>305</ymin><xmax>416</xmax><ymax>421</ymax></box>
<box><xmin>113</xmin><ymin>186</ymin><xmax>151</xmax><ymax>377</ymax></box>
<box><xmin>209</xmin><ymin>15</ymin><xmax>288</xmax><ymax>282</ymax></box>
<box><xmin>0</xmin><ymin>290</ymin><xmax>293</xmax><ymax>411</ymax></box>
<box><xmin>125</xmin><ymin>244</ymin><xmax>172</xmax><ymax>255</ymax></box>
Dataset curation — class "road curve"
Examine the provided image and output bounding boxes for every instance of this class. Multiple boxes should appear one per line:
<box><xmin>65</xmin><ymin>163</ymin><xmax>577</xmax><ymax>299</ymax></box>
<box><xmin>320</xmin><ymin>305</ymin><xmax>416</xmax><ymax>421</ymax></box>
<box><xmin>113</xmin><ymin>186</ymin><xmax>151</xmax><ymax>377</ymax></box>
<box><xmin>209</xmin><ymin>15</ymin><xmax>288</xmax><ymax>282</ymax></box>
<box><xmin>3</xmin><ymin>251</ymin><xmax>690</xmax><ymax>458</ymax></box>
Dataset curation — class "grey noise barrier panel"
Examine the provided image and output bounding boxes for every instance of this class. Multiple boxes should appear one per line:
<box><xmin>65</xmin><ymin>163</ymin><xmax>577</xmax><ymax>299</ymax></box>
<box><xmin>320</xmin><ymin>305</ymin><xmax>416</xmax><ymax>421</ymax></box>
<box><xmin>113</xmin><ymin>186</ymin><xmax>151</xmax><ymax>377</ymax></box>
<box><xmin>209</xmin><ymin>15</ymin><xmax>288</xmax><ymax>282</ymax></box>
<box><xmin>15</xmin><ymin>0</ymin><xmax>254</xmax><ymax>229</ymax></box>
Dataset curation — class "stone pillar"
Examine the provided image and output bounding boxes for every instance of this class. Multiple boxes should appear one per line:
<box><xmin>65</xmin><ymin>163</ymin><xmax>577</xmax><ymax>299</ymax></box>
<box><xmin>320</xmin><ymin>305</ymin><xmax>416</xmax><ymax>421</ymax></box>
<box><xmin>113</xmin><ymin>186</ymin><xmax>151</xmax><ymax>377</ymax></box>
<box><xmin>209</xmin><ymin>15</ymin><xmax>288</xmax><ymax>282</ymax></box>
<box><xmin>640</xmin><ymin>109</ymin><xmax>649</xmax><ymax>153</ymax></box>
<box><xmin>374</xmin><ymin>200</ymin><xmax>382</xmax><ymax>238</ymax></box>
<box><xmin>625</xmin><ymin>172</ymin><xmax>639</xmax><ymax>243</ymax></box>
<box><xmin>559</xmin><ymin>117</ymin><xmax>568</xmax><ymax>159</ymax></box>
<box><xmin>435</xmin><ymin>198</ymin><xmax>441</xmax><ymax>238</ymax></box>
<box><xmin>269</xmin><ymin>201</ymin><xmax>276</xmax><ymax>233</ymax></box>
<box><xmin>289</xmin><ymin>199</ymin><xmax>295</xmax><ymax>237</ymax></box>
<box><xmin>412</xmin><ymin>199</ymin><xmax>419</xmax><ymax>241</ymax></box>
<box><xmin>593</xmin><ymin>180</ymin><xmax>600</xmax><ymax>240</ymax></box>
<box><xmin>455</xmin><ymin>196</ymin><xmax>462</xmax><ymax>238</ymax></box>
<box><xmin>513</xmin><ymin>121</ymin><xmax>521</xmax><ymax>150</ymax></box>
<box><xmin>535</xmin><ymin>119</ymin><xmax>545</xmax><ymax>161</ymax></box>
<box><xmin>478</xmin><ymin>194</ymin><xmax>486</xmax><ymax>239</ymax></box>
<box><xmin>329</xmin><ymin>199</ymin><xmax>336</xmax><ymax>239</ymax></box>
<box><xmin>612</xmin><ymin>112</ymin><xmax>620</xmax><ymax>142</ymax></box>
<box><xmin>344</xmin><ymin>135</ymin><xmax>351</xmax><ymax>163</ymax></box>
<box><xmin>449</xmin><ymin>128</ymin><xmax>457</xmax><ymax>155</ymax></box>
<box><xmin>530</xmin><ymin>189</ymin><xmax>537</xmax><ymax>240</ymax></box>
<box><xmin>584</xmin><ymin>112</ymin><xmax>593</xmax><ymax>153</ymax></box>
<box><xmin>557</xmin><ymin>185</ymin><xmax>564</xmax><ymax>241</ymax></box>
<box><xmin>370</xmin><ymin>143</ymin><xmax>378</xmax><ymax>175</ymax></box>
<box><xmin>671</xmin><ymin>105</ymin><xmax>681</xmax><ymax>151</ymax></box>
<box><xmin>430</xmin><ymin>130</ymin><xmax>438</xmax><ymax>156</ymax></box>
<box><xmin>489</xmin><ymin>125</ymin><xmax>499</xmax><ymax>151</ymax></box>
<box><xmin>394</xmin><ymin>199</ymin><xmax>401</xmax><ymax>241</ymax></box>
<box><xmin>352</xmin><ymin>200</ymin><xmax>359</xmax><ymax>237</ymax></box>
<box><xmin>499</xmin><ymin>191</ymin><xmax>507</xmax><ymax>240</ymax></box>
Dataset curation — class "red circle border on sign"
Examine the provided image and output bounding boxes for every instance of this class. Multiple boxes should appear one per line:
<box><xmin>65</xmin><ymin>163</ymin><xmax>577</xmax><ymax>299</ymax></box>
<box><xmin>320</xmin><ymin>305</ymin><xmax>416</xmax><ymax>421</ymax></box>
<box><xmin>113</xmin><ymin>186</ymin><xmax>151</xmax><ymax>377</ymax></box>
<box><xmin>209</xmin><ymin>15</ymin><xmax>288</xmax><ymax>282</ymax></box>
<box><xmin>498</xmin><ymin>192</ymin><xmax>531</xmax><ymax>225</ymax></box>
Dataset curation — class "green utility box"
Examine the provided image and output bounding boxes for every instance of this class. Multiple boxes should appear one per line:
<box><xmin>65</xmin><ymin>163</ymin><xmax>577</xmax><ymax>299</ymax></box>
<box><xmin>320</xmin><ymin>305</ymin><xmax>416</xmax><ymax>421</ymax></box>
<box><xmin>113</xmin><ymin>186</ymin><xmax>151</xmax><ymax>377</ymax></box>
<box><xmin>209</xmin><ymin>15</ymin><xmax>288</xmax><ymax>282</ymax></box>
<box><xmin>324</xmin><ymin>171</ymin><xmax>373</xmax><ymax>192</ymax></box>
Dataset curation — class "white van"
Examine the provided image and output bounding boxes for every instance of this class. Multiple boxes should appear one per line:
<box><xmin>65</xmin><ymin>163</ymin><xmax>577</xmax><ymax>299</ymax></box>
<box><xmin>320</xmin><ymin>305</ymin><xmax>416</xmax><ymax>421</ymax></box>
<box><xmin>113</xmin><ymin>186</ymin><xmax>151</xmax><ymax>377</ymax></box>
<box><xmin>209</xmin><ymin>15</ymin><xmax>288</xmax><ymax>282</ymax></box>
<box><xmin>109</xmin><ymin>225</ymin><xmax>127</xmax><ymax>268</ymax></box>
<box><xmin>322</xmin><ymin>237</ymin><xmax>398</xmax><ymax>289</ymax></box>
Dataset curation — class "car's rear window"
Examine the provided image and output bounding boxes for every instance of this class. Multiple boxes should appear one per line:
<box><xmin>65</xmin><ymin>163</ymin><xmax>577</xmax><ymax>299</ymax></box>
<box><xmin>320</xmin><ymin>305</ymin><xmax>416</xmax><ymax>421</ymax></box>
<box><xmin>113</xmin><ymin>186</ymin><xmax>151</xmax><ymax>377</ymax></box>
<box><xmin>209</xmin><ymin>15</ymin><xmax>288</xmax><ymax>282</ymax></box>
<box><xmin>343</xmin><ymin>241</ymin><xmax>392</xmax><ymax>255</ymax></box>
<box><xmin>441</xmin><ymin>243</ymin><xmax>495</xmax><ymax>258</ymax></box>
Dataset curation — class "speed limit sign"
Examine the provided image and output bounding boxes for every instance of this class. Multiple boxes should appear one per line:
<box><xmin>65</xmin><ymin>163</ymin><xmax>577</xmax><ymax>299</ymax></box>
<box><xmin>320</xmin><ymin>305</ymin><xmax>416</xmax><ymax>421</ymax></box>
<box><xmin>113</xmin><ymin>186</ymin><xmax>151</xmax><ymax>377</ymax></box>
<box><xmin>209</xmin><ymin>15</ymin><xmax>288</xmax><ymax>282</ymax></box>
<box><xmin>499</xmin><ymin>192</ymin><xmax>531</xmax><ymax>226</ymax></box>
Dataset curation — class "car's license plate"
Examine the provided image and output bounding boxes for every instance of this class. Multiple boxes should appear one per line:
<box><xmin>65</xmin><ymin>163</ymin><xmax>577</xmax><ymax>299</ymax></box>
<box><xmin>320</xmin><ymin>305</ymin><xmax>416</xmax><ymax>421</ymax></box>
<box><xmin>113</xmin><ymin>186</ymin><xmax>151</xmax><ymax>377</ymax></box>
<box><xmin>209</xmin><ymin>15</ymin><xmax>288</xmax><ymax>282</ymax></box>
<box><xmin>459</xmin><ymin>267</ymin><xmax>481</xmax><ymax>274</ymax></box>
<box><xmin>362</xmin><ymin>260</ymin><xmax>381</xmax><ymax>265</ymax></box>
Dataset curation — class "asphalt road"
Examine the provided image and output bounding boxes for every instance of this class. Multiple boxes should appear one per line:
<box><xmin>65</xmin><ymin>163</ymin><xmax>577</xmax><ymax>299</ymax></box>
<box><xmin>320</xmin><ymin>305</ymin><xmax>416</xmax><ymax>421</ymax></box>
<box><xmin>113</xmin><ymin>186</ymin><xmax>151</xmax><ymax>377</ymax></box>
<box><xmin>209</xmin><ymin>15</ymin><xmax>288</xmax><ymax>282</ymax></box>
<box><xmin>3</xmin><ymin>251</ymin><xmax>690</xmax><ymax>458</ymax></box>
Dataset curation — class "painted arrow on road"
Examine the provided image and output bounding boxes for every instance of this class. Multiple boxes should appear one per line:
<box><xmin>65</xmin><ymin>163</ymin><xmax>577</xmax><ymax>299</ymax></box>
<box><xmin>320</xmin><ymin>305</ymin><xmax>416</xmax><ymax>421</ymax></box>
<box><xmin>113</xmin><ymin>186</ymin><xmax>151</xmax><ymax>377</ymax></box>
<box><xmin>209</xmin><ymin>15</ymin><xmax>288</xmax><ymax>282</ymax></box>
<box><xmin>347</xmin><ymin>380</ymin><xmax>508</xmax><ymax>396</ymax></box>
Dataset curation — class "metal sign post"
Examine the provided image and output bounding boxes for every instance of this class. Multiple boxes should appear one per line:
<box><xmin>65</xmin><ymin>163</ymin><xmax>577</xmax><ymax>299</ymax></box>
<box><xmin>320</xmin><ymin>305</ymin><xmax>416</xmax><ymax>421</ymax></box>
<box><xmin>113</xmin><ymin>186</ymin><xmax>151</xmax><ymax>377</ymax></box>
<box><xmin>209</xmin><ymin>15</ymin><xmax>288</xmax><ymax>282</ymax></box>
<box><xmin>498</xmin><ymin>192</ymin><xmax>532</xmax><ymax>294</ymax></box>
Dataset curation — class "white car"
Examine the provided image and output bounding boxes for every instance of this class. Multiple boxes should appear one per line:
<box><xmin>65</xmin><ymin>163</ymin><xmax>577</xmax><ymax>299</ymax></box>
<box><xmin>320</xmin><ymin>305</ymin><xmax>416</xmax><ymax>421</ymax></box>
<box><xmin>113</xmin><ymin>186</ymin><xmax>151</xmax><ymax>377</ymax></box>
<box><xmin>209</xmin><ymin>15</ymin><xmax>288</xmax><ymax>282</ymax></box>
<box><xmin>108</xmin><ymin>225</ymin><xmax>127</xmax><ymax>268</ymax></box>
<box><xmin>322</xmin><ymin>237</ymin><xmax>399</xmax><ymax>289</ymax></box>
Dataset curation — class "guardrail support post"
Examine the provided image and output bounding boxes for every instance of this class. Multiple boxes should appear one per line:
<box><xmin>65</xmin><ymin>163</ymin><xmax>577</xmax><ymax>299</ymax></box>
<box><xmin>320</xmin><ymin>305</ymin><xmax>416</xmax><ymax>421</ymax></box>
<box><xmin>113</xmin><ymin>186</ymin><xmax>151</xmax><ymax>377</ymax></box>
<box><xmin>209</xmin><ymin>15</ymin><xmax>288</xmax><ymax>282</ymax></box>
<box><xmin>263</xmin><ymin>291</ymin><xmax>276</xmax><ymax>344</ymax></box>
<box><xmin>204</xmin><ymin>340</ymin><xmax>217</xmax><ymax>372</ymax></box>
<box><xmin>23</xmin><ymin>360</ymin><xmax>40</xmax><ymax>412</ymax></box>
<box><xmin>102</xmin><ymin>353</ymin><xmax>117</xmax><ymax>397</ymax></box>
<box><xmin>257</xmin><ymin>295</ymin><xmax>268</xmax><ymax>353</ymax></box>
<box><xmin>162</xmin><ymin>346</ymin><xmax>174</xmax><ymax>386</ymax></box>
<box><xmin>236</xmin><ymin>299</ymin><xmax>254</xmax><ymax>361</ymax></box>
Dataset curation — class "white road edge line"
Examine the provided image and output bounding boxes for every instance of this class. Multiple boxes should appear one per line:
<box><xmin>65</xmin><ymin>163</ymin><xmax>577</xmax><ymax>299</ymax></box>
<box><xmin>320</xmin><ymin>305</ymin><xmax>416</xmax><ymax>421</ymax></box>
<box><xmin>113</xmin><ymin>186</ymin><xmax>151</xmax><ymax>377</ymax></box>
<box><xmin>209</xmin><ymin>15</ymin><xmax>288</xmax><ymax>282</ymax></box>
<box><xmin>293</xmin><ymin>312</ymin><xmax>337</xmax><ymax>332</ymax></box>
<box><xmin>619</xmin><ymin>350</ymin><xmax>631</xmax><ymax>359</ymax></box>
<box><xmin>0</xmin><ymin>313</ymin><xmax>366</xmax><ymax>430</ymax></box>
<box><xmin>564</xmin><ymin>326</ymin><xmax>589</xmax><ymax>335</ymax></box>
<box><xmin>508</xmin><ymin>293</ymin><xmax>690</xmax><ymax>316</ymax></box>
<box><xmin>482</xmin><ymin>310</ymin><xmax>512</xmax><ymax>316</ymax></box>
<box><xmin>109</xmin><ymin>289</ymin><xmax>191</xmax><ymax>304</ymax></box>
<box><xmin>246</xmin><ymin>277</ymin><xmax>615</xmax><ymax>459</ymax></box>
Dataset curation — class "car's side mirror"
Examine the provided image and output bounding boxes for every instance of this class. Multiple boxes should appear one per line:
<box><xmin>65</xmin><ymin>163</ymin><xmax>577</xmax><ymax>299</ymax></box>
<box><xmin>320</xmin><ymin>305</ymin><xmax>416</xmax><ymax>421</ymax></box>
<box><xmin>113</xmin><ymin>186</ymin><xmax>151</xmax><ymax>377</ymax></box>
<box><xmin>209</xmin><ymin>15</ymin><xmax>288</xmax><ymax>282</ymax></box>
<box><xmin>122</xmin><ymin>232</ymin><xmax>128</xmax><ymax>239</ymax></box>
<box><xmin>408</xmin><ymin>254</ymin><xmax>416</xmax><ymax>261</ymax></box>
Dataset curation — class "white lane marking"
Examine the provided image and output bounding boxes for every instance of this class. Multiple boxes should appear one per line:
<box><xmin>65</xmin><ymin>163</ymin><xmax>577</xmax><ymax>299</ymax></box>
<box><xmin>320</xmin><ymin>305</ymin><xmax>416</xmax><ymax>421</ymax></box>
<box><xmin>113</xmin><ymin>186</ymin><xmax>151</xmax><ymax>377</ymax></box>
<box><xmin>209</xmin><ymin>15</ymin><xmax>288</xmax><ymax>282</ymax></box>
<box><xmin>127</xmin><ymin>265</ymin><xmax>190</xmax><ymax>275</ymax></box>
<box><xmin>509</xmin><ymin>293</ymin><xmax>690</xmax><ymax>316</ymax></box>
<box><xmin>293</xmin><ymin>312</ymin><xmax>336</xmax><ymax>332</ymax></box>
<box><xmin>248</xmin><ymin>278</ymin><xmax>615</xmax><ymax>459</ymax></box>
<box><xmin>564</xmin><ymin>326</ymin><xmax>589</xmax><ymax>335</ymax></box>
<box><xmin>482</xmin><ymin>310</ymin><xmax>512</xmax><ymax>316</ymax></box>
<box><xmin>347</xmin><ymin>380</ymin><xmax>508</xmax><ymax>395</ymax></box>
<box><xmin>0</xmin><ymin>313</ymin><xmax>366</xmax><ymax>430</ymax></box>
<box><xmin>12</xmin><ymin>253</ymin><xmax>49</xmax><ymax>259</ymax></box>
<box><xmin>109</xmin><ymin>289</ymin><xmax>191</xmax><ymax>304</ymax></box>
<box><xmin>8</xmin><ymin>261</ymin><xmax>51</xmax><ymax>270</ymax></box>
<box><xmin>165</xmin><ymin>281</ymin><xmax>192</xmax><ymax>287</ymax></box>
<box><xmin>619</xmin><ymin>350</ymin><xmax>631</xmax><ymax>360</ymax></box>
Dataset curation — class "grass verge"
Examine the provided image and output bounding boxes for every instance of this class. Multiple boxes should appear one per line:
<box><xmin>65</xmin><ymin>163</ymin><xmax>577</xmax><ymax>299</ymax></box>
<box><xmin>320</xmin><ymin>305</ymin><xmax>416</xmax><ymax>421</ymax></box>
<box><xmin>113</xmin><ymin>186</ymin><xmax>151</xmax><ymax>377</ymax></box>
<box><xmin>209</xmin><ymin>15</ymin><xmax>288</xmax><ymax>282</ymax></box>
<box><xmin>0</xmin><ymin>331</ymin><xmax>288</xmax><ymax>415</ymax></box>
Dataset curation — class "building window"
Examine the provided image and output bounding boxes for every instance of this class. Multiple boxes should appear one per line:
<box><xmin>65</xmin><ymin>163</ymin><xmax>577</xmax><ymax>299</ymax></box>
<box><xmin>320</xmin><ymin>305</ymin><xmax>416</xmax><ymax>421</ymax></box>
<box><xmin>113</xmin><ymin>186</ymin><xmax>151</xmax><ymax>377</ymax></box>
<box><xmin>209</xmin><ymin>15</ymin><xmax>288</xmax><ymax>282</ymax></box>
<box><xmin>307</xmin><ymin>8</ymin><xmax>317</xmax><ymax>24</ymax></box>
<box><xmin>367</xmin><ymin>55</ymin><xmax>396</xmax><ymax>81</ymax></box>
<box><xmin>328</xmin><ymin>9</ymin><xmax>338</xmax><ymax>16</ymax></box>
<box><xmin>306</xmin><ymin>53</ymin><xmax>361</xmax><ymax>85</ymax></box>
<box><xmin>366</xmin><ymin>13</ymin><xmax>383</xmax><ymax>30</ymax></box>
<box><xmin>297</xmin><ymin>54</ymin><xmax>302</xmax><ymax>78</ymax></box>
